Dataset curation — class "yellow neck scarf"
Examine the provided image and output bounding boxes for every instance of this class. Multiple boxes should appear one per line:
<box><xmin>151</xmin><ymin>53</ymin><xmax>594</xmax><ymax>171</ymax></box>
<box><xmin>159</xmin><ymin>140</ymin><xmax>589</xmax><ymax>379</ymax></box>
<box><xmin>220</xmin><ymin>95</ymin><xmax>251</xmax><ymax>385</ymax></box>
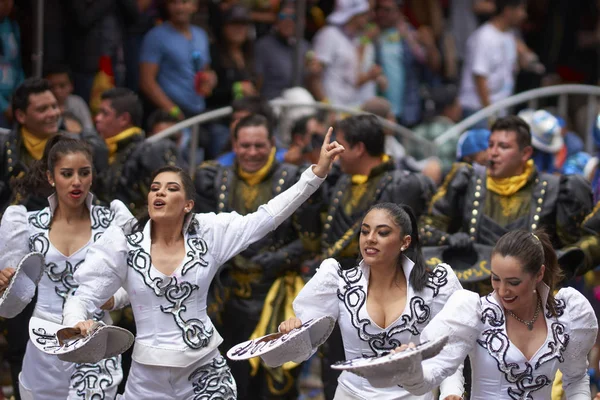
<box><xmin>237</xmin><ymin>147</ymin><xmax>276</xmax><ymax>186</ymax></box>
<box><xmin>21</xmin><ymin>127</ymin><xmax>49</xmax><ymax>160</ymax></box>
<box><xmin>351</xmin><ymin>154</ymin><xmax>391</xmax><ymax>184</ymax></box>
<box><xmin>487</xmin><ymin>159</ymin><xmax>534</xmax><ymax>196</ymax></box>
<box><xmin>105</xmin><ymin>127</ymin><xmax>143</xmax><ymax>164</ymax></box>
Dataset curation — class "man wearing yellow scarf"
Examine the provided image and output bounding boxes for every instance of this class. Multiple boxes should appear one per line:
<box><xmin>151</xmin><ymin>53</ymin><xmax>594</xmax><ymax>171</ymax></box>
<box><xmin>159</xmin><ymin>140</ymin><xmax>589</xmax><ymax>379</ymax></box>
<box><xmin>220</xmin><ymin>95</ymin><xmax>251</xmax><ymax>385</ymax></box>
<box><xmin>194</xmin><ymin>114</ymin><xmax>319</xmax><ymax>400</ymax></box>
<box><xmin>92</xmin><ymin>88</ymin><xmax>182</xmax><ymax>217</ymax></box>
<box><xmin>420</xmin><ymin>115</ymin><xmax>593</xmax><ymax>397</ymax></box>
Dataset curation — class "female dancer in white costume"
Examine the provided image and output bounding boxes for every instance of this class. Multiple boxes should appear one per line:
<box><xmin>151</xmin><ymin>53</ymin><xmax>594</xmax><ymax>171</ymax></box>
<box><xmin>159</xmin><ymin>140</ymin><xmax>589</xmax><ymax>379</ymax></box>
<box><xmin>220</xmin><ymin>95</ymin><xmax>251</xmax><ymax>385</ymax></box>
<box><xmin>61</xmin><ymin>128</ymin><xmax>344</xmax><ymax>399</ymax></box>
<box><xmin>391</xmin><ymin>229</ymin><xmax>598</xmax><ymax>399</ymax></box>
<box><xmin>0</xmin><ymin>135</ymin><xmax>134</xmax><ymax>399</ymax></box>
<box><xmin>279</xmin><ymin>203</ymin><xmax>465</xmax><ymax>400</ymax></box>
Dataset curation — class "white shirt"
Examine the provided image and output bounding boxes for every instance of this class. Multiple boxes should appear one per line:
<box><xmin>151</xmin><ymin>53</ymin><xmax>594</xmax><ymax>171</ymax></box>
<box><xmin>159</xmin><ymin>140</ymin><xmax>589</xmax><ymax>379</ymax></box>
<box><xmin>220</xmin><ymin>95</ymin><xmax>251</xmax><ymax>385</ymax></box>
<box><xmin>63</xmin><ymin>167</ymin><xmax>325</xmax><ymax>368</ymax></box>
<box><xmin>0</xmin><ymin>194</ymin><xmax>134</xmax><ymax>324</ymax></box>
<box><xmin>293</xmin><ymin>257</ymin><xmax>465</xmax><ymax>400</ymax></box>
<box><xmin>404</xmin><ymin>286</ymin><xmax>598</xmax><ymax>399</ymax></box>
<box><xmin>459</xmin><ymin>22</ymin><xmax>518</xmax><ymax>110</ymax></box>
<box><xmin>313</xmin><ymin>26</ymin><xmax>362</xmax><ymax>107</ymax></box>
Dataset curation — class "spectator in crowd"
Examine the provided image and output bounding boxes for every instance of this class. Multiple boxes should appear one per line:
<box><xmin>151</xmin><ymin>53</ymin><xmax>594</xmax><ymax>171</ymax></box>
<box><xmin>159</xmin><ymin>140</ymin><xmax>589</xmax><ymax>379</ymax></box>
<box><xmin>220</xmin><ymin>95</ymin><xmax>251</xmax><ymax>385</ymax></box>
<box><xmin>44</xmin><ymin>65</ymin><xmax>95</xmax><ymax>133</ymax></box>
<box><xmin>420</xmin><ymin>115</ymin><xmax>593</xmax><ymax>293</ymax></box>
<box><xmin>411</xmin><ymin>85</ymin><xmax>462</xmax><ymax>174</ymax></box>
<box><xmin>306</xmin><ymin>114</ymin><xmax>435</xmax><ymax>399</ymax></box>
<box><xmin>194</xmin><ymin>114</ymin><xmax>316</xmax><ymax>400</ymax></box>
<box><xmin>458</xmin><ymin>0</ymin><xmax>527</xmax><ymax>126</ymax></box>
<box><xmin>208</xmin><ymin>5</ymin><xmax>257</xmax><ymax>110</ymax></box>
<box><xmin>0</xmin><ymin>0</ymin><xmax>23</xmax><ymax>128</ymax></box>
<box><xmin>307</xmin><ymin>0</ymin><xmax>384</xmax><ymax>107</ymax></box>
<box><xmin>283</xmin><ymin>113</ymin><xmax>327</xmax><ymax>166</ymax></box>
<box><xmin>216</xmin><ymin>95</ymin><xmax>286</xmax><ymax>166</ymax></box>
<box><xmin>65</xmin><ymin>0</ymin><xmax>138</xmax><ymax>102</ymax></box>
<box><xmin>93</xmin><ymin>87</ymin><xmax>183</xmax><ymax>216</ymax></box>
<box><xmin>140</xmin><ymin>0</ymin><xmax>216</xmax><ymax>120</ymax></box>
<box><xmin>206</xmin><ymin>5</ymin><xmax>257</xmax><ymax>159</ymax></box>
<box><xmin>373</xmin><ymin>0</ymin><xmax>439</xmax><ymax>127</ymax></box>
<box><xmin>456</xmin><ymin>128</ymin><xmax>490</xmax><ymax>167</ymax></box>
<box><xmin>517</xmin><ymin>109</ymin><xmax>564</xmax><ymax>174</ymax></box>
<box><xmin>146</xmin><ymin>108</ymin><xmax>183</xmax><ymax>145</ymax></box>
<box><xmin>255</xmin><ymin>1</ymin><xmax>311</xmax><ymax>100</ymax></box>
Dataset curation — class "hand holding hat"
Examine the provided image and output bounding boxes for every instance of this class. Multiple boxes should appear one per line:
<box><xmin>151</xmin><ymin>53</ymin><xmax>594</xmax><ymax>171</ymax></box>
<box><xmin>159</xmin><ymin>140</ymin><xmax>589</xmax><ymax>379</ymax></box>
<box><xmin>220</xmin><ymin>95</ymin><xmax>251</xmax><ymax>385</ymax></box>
<box><xmin>0</xmin><ymin>267</ymin><xmax>15</xmax><ymax>293</ymax></box>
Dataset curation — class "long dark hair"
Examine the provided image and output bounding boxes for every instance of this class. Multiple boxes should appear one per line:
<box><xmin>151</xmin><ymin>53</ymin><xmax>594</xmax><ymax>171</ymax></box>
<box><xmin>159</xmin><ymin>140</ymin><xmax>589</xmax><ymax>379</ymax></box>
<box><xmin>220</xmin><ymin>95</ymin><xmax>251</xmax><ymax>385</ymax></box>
<box><xmin>361</xmin><ymin>203</ymin><xmax>428</xmax><ymax>291</ymax></box>
<box><xmin>492</xmin><ymin>229</ymin><xmax>563</xmax><ymax>317</ymax></box>
<box><xmin>17</xmin><ymin>134</ymin><xmax>93</xmax><ymax>198</ymax></box>
<box><xmin>133</xmin><ymin>165</ymin><xmax>196</xmax><ymax>232</ymax></box>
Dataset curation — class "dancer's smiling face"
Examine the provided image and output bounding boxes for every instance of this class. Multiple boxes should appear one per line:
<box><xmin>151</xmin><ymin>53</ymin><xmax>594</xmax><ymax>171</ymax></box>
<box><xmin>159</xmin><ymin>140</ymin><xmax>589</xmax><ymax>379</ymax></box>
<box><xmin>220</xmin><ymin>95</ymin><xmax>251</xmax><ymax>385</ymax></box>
<box><xmin>491</xmin><ymin>254</ymin><xmax>544</xmax><ymax>312</ymax></box>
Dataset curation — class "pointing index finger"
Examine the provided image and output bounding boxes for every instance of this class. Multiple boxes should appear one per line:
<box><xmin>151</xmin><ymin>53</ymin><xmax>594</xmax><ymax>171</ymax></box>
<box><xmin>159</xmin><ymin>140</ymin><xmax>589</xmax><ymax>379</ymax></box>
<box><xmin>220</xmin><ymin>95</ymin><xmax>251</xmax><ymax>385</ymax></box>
<box><xmin>323</xmin><ymin>127</ymin><xmax>333</xmax><ymax>147</ymax></box>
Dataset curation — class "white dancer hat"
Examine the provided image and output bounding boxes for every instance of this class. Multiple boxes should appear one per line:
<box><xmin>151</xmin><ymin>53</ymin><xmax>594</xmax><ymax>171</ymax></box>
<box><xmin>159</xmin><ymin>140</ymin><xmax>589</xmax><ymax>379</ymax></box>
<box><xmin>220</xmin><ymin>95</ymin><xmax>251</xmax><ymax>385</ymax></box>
<box><xmin>0</xmin><ymin>252</ymin><xmax>45</xmax><ymax>318</ymax></box>
<box><xmin>331</xmin><ymin>335</ymin><xmax>449</xmax><ymax>388</ymax></box>
<box><xmin>227</xmin><ymin>315</ymin><xmax>335</xmax><ymax>368</ymax></box>
<box><xmin>29</xmin><ymin>317</ymin><xmax>135</xmax><ymax>364</ymax></box>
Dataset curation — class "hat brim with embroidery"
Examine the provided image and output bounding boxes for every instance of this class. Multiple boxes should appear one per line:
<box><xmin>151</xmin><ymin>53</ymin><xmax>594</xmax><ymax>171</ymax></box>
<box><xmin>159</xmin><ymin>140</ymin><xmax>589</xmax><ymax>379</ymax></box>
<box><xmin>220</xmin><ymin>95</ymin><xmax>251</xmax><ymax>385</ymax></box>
<box><xmin>423</xmin><ymin>244</ymin><xmax>493</xmax><ymax>283</ymax></box>
<box><xmin>0</xmin><ymin>252</ymin><xmax>45</xmax><ymax>318</ymax></box>
<box><xmin>29</xmin><ymin>317</ymin><xmax>135</xmax><ymax>364</ymax></box>
<box><xmin>331</xmin><ymin>335</ymin><xmax>449</xmax><ymax>388</ymax></box>
<box><xmin>227</xmin><ymin>315</ymin><xmax>335</xmax><ymax>368</ymax></box>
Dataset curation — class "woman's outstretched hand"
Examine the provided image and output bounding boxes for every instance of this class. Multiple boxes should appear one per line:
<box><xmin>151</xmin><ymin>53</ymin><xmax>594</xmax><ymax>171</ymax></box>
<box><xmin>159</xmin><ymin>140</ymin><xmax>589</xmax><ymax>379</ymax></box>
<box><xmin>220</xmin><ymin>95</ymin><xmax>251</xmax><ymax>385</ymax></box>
<box><xmin>278</xmin><ymin>317</ymin><xmax>303</xmax><ymax>334</ymax></box>
<box><xmin>312</xmin><ymin>127</ymin><xmax>345</xmax><ymax>178</ymax></box>
<box><xmin>391</xmin><ymin>342</ymin><xmax>417</xmax><ymax>354</ymax></box>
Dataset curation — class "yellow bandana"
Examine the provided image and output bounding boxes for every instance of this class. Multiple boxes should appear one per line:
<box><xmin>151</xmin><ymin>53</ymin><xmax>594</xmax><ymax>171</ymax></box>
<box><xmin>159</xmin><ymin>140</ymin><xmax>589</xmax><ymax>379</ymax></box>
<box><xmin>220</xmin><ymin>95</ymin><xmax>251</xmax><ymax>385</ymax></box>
<box><xmin>237</xmin><ymin>147</ymin><xmax>276</xmax><ymax>186</ymax></box>
<box><xmin>351</xmin><ymin>154</ymin><xmax>391</xmax><ymax>184</ymax></box>
<box><xmin>21</xmin><ymin>127</ymin><xmax>49</xmax><ymax>160</ymax></box>
<box><xmin>105</xmin><ymin>127</ymin><xmax>143</xmax><ymax>164</ymax></box>
<box><xmin>487</xmin><ymin>159</ymin><xmax>534</xmax><ymax>196</ymax></box>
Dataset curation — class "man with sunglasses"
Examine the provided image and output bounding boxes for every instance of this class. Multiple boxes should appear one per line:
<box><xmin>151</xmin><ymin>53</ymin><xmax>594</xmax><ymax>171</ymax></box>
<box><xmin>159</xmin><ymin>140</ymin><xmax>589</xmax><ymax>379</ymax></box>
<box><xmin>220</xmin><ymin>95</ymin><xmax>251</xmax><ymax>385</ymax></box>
<box><xmin>255</xmin><ymin>2</ymin><xmax>311</xmax><ymax>100</ymax></box>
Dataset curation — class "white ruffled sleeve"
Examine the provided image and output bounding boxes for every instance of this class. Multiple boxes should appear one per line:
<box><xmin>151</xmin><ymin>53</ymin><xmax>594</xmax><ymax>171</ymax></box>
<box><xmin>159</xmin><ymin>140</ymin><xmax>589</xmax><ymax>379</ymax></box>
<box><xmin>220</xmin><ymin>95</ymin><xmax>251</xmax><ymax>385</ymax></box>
<box><xmin>0</xmin><ymin>206</ymin><xmax>31</xmax><ymax>268</ymax></box>
<box><xmin>63</xmin><ymin>225</ymin><xmax>129</xmax><ymax>326</ymax></box>
<box><xmin>401</xmin><ymin>289</ymin><xmax>482</xmax><ymax>396</ymax></box>
<box><xmin>293</xmin><ymin>258</ymin><xmax>341</xmax><ymax>323</ymax></box>
<box><xmin>197</xmin><ymin>166</ymin><xmax>325</xmax><ymax>266</ymax></box>
<box><xmin>557</xmin><ymin>287</ymin><xmax>598</xmax><ymax>399</ymax></box>
<box><xmin>427</xmin><ymin>264</ymin><xmax>466</xmax><ymax>399</ymax></box>
<box><xmin>109</xmin><ymin>200</ymin><xmax>136</xmax><ymax>234</ymax></box>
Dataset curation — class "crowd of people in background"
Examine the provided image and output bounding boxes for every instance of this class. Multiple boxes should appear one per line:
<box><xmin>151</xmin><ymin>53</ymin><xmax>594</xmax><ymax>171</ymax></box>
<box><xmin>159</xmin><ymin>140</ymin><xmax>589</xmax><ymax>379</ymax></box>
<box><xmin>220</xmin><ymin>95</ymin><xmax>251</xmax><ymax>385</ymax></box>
<box><xmin>0</xmin><ymin>0</ymin><xmax>600</xmax><ymax>399</ymax></box>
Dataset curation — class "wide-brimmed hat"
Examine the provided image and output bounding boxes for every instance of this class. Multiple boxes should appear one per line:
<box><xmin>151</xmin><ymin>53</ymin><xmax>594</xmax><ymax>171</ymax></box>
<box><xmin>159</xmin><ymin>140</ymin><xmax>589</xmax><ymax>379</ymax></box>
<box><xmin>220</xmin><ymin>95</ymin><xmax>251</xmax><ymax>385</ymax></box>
<box><xmin>423</xmin><ymin>244</ymin><xmax>493</xmax><ymax>283</ymax></box>
<box><xmin>518</xmin><ymin>109</ymin><xmax>564</xmax><ymax>154</ymax></box>
<box><xmin>0</xmin><ymin>253</ymin><xmax>45</xmax><ymax>318</ymax></box>
<box><xmin>227</xmin><ymin>315</ymin><xmax>335</xmax><ymax>368</ymax></box>
<box><xmin>327</xmin><ymin>0</ymin><xmax>370</xmax><ymax>25</ymax></box>
<box><xmin>331</xmin><ymin>335</ymin><xmax>449</xmax><ymax>388</ymax></box>
<box><xmin>29</xmin><ymin>317</ymin><xmax>135</xmax><ymax>364</ymax></box>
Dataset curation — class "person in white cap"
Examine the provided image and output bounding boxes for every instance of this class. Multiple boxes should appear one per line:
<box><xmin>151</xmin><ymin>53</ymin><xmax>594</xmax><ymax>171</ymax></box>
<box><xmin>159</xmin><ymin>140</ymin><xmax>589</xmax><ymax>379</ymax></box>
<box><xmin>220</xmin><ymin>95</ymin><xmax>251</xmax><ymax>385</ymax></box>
<box><xmin>307</xmin><ymin>0</ymin><xmax>385</xmax><ymax>107</ymax></box>
<box><xmin>62</xmin><ymin>129</ymin><xmax>344</xmax><ymax>399</ymax></box>
<box><xmin>0</xmin><ymin>135</ymin><xmax>135</xmax><ymax>400</ymax></box>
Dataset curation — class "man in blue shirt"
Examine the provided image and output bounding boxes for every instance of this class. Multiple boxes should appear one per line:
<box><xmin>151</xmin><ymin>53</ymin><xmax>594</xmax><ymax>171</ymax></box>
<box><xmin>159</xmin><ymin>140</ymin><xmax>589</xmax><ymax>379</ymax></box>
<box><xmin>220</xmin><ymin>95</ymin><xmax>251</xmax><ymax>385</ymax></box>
<box><xmin>140</xmin><ymin>0</ymin><xmax>216</xmax><ymax>120</ymax></box>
